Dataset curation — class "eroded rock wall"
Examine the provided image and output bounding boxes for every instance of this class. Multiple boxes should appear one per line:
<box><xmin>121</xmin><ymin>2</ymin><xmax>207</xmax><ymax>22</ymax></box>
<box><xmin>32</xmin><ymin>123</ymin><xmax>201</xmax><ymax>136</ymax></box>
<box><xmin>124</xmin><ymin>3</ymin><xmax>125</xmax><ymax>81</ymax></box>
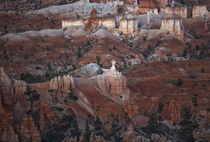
<box><xmin>193</xmin><ymin>5</ymin><xmax>209</xmax><ymax>17</ymax></box>
<box><xmin>160</xmin><ymin>18</ymin><xmax>184</xmax><ymax>38</ymax></box>
<box><xmin>119</xmin><ymin>18</ymin><xmax>138</xmax><ymax>34</ymax></box>
<box><xmin>161</xmin><ymin>6</ymin><xmax>191</xmax><ymax>18</ymax></box>
<box><xmin>0</xmin><ymin>67</ymin><xmax>27</xmax><ymax>111</ymax></box>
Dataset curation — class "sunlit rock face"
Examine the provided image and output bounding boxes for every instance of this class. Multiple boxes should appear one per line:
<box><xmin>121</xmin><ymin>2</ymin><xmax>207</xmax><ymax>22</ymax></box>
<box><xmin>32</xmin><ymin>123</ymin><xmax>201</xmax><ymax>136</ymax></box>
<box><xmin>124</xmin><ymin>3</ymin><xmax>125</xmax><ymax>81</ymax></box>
<box><xmin>160</xmin><ymin>18</ymin><xmax>184</xmax><ymax>39</ymax></box>
<box><xmin>49</xmin><ymin>75</ymin><xmax>74</xmax><ymax>91</ymax></box>
<box><xmin>192</xmin><ymin>5</ymin><xmax>209</xmax><ymax>17</ymax></box>
<box><xmin>119</xmin><ymin>18</ymin><xmax>138</xmax><ymax>34</ymax></box>
<box><xmin>160</xmin><ymin>6</ymin><xmax>192</xmax><ymax>18</ymax></box>
<box><xmin>99</xmin><ymin>60</ymin><xmax>130</xmax><ymax>102</ymax></box>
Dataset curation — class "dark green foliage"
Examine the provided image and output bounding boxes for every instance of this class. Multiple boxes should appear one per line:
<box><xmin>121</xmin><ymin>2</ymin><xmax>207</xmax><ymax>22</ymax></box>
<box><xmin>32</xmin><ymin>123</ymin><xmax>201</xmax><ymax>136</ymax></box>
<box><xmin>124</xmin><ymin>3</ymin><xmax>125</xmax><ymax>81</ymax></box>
<box><xmin>20</xmin><ymin>72</ymin><xmax>41</xmax><ymax>83</ymax></box>
<box><xmin>96</xmin><ymin>56</ymin><xmax>102</xmax><ymax>67</ymax></box>
<box><xmin>67</xmin><ymin>81</ymin><xmax>78</xmax><ymax>101</ymax></box>
<box><xmin>97</xmin><ymin>68</ymin><xmax>104</xmax><ymax>75</ymax></box>
<box><xmin>179</xmin><ymin>107</ymin><xmax>199</xmax><ymax>142</ymax></box>
<box><xmin>142</xmin><ymin>45</ymin><xmax>154</xmax><ymax>59</ymax></box>
<box><xmin>94</xmin><ymin>116</ymin><xmax>103</xmax><ymax>136</ymax></box>
<box><xmin>191</xmin><ymin>94</ymin><xmax>199</xmax><ymax>120</ymax></box>
<box><xmin>182</xmin><ymin>49</ymin><xmax>187</xmax><ymax>58</ymax></box>
<box><xmin>24</xmin><ymin>86</ymin><xmax>40</xmax><ymax>115</ymax></box>
<box><xmin>176</xmin><ymin>78</ymin><xmax>182</xmax><ymax>87</ymax></box>
<box><xmin>158</xmin><ymin>102</ymin><xmax>163</xmax><ymax>113</ymax></box>
<box><xmin>143</xmin><ymin>36</ymin><xmax>147</xmax><ymax>41</ymax></box>
<box><xmin>201</xmin><ymin>68</ymin><xmax>205</xmax><ymax>73</ymax></box>
<box><xmin>142</xmin><ymin>113</ymin><xmax>160</xmax><ymax>137</ymax></box>
<box><xmin>110</xmin><ymin>115</ymin><xmax>123</xmax><ymax>142</ymax></box>
<box><xmin>77</xmin><ymin>47</ymin><xmax>82</xmax><ymax>58</ymax></box>
<box><xmin>46</xmin><ymin>109</ymin><xmax>81</xmax><ymax>142</ymax></box>
<box><xmin>84</xmin><ymin>120</ymin><xmax>91</xmax><ymax>142</ymax></box>
<box><xmin>56</xmin><ymin>107</ymin><xmax>64</xmax><ymax>112</ymax></box>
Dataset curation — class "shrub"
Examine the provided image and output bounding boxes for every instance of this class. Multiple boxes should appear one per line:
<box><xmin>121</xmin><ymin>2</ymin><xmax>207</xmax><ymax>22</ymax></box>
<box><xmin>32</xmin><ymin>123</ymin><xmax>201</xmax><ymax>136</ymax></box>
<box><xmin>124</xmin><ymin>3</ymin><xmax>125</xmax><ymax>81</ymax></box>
<box><xmin>20</xmin><ymin>72</ymin><xmax>41</xmax><ymax>83</ymax></box>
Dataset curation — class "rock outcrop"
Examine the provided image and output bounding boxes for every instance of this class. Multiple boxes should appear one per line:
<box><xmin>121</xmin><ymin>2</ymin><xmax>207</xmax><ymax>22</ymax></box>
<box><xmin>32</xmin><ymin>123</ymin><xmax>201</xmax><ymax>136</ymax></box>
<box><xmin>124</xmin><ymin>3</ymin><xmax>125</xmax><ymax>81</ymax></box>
<box><xmin>85</xmin><ymin>9</ymin><xmax>100</xmax><ymax>33</ymax></box>
<box><xmin>18</xmin><ymin>114</ymin><xmax>41</xmax><ymax>142</ymax></box>
<box><xmin>138</xmin><ymin>0</ymin><xmax>158</xmax><ymax>13</ymax></box>
<box><xmin>0</xmin><ymin>99</ymin><xmax>19</xmax><ymax>142</ymax></box>
<box><xmin>193</xmin><ymin>5</ymin><xmax>209</xmax><ymax>17</ymax></box>
<box><xmin>124</xmin><ymin>101</ymin><xmax>139</xmax><ymax>118</ymax></box>
<box><xmin>0</xmin><ymin>67</ymin><xmax>27</xmax><ymax>111</ymax></box>
<box><xmin>39</xmin><ymin>101</ymin><xmax>56</xmax><ymax>132</ymax></box>
<box><xmin>160</xmin><ymin>18</ymin><xmax>184</xmax><ymax>39</ymax></box>
<box><xmin>50</xmin><ymin>75</ymin><xmax>74</xmax><ymax>91</ymax></box>
<box><xmin>163</xmin><ymin>100</ymin><xmax>181</xmax><ymax>125</ymax></box>
<box><xmin>100</xmin><ymin>60</ymin><xmax>130</xmax><ymax>102</ymax></box>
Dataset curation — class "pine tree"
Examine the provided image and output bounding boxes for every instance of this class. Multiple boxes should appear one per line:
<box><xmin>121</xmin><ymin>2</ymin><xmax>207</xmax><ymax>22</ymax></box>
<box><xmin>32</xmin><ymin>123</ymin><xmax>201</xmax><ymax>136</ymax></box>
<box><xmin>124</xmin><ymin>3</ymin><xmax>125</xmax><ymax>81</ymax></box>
<box><xmin>84</xmin><ymin>120</ymin><xmax>91</xmax><ymax>142</ymax></box>
<box><xmin>24</xmin><ymin>86</ymin><xmax>40</xmax><ymax>115</ymax></box>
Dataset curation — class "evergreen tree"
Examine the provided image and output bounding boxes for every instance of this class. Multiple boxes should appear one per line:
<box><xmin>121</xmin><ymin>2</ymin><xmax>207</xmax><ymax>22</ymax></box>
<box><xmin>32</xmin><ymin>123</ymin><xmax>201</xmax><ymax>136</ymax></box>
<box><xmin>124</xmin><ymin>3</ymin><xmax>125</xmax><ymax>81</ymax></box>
<box><xmin>191</xmin><ymin>94</ymin><xmax>199</xmax><ymax>120</ymax></box>
<box><xmin>84</xmin><ymin>120</ymin><xmax>91</xmax><ymax>142</ymax></box>
<box><xmin>94</xmin><ymin>116</ymin><xmax>103</xmax><ymax>136</ymax></box>
<box><xmin>179</xmin><ymin>107</ymin><xmax>199</xmax><ymax>142</ymax></box>
<box><xmin>24</xmin><ymin>86</ymin><xmax>40</xmax><ymax>115</ymax></box>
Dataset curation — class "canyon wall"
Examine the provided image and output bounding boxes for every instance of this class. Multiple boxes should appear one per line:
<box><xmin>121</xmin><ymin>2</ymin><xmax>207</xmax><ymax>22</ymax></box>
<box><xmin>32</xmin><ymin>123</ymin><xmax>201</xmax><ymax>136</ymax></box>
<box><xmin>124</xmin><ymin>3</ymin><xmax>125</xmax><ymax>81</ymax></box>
<box><xmin>193</xmin><ymin>5</ymin><xmax>209</xmax><ymax>17</ymax></box>
<box><xmin>99</xmin><ymin>17</ymin><xmax>116</xmax><ymax>29</ymax></box>
<box><xmin>0</xmin><ymin>67</ymin><xmax>27</xmax><ymax>112</ymax></box>
<box><xmin>161</xmin><ymin>6</ymin><xmax>192</xmax><ymax>18</ymax></box>
<box><xmin>50</xmin><ymin>75</ymin><xmax>74</xmax><ymax>91</ymax></box>
<box><xmin>119</xmin><ymin>18</ymin><xmax>138</xmax><ymax>34</ymax></box>
<box><xmin>160</xmin><ymin>18</ymin><xmax>184</xmax><ymax>38</ymax></box>
<box><xmin>138</xmin><ymin>0</ymin><xmax>158</xmax><ymax>13</ymax></box>
<box><xmin>62</xmin><ymin>19</ymin><xmax>85</xmax><ymax>29</ymax></box>
<box><xmin>99</xmin><ymin>61</ymin><xmax>130</xmax><ymax>102</ymax></box>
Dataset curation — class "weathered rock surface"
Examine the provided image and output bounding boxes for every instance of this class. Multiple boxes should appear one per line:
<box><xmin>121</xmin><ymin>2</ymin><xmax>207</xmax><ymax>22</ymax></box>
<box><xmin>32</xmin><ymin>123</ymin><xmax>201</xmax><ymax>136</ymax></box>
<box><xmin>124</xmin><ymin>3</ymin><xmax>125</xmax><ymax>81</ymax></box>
<box><xmin>100</xmin><ymin>60</ymin><xmax>130</xmax><ymax>102</ymax></box>
<box><xmin>0</xmin><ymin>67</ymin><xmax>27</xmax><ymax>111</ymax></box>
<box><xmin>50</xmin><ymin>74</ymin><xmax>74</xmax><ymax>91</ymax></box>
<box><xmin>18</xmin><ymin>114</ymin><xmax>41</xmax><ymax>142</ymax></box>
<box><xmin>0</xmin><ymin>99</ymin><xmax>19</xmax><ymax>142</ymax></box>
<box><xmin>39</xmin><ymin>101</ymin><xmax>56</xmax><ymax>132</ymax></box>
<box><xmin>163</xmin><ymin>100</ymin><xmax>181</xmax><ymax>125</ymax></box>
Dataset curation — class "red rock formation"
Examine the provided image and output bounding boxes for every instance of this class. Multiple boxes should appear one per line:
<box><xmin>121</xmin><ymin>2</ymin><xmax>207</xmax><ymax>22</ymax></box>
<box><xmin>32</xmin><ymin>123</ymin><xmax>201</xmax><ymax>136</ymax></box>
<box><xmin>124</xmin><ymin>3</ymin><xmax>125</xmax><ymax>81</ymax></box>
<box><xmin>0</xmin><ymin>67</ymin><xmax>27</xmax><ymax>111</ymax></box>
<box><xmin>124</xmin><ymin>101</ymin><xmax>139</xmax><ymax>118</ymax></box>
<box><xmin>100</xmin><ymin>60</ymin><xmax>130</xmax><ymax>101</ymax></box>
<box><xmin>18</xmin><ymin>114</ymin><xmax>41</xmax><ymax>142</ymax></box>
<box><xmin>0</xmin><ymin>99</ymin><xmax>19</xmax><ymax>142</ymax></box>
<box><xmin>50</xmin><ymin>75</ymin><xmax>74</xmax><ymax>91</ymax></box>
<box><xmin>85</xmin><ymin>9</ymin><xmax>100</xmax><ymax>33</ymax></box>
<box><xmin>39</xmin><ymin>101</ymin><xmax>56</xmax><ymax>132</ymax></box>
<box><xmin>163</xmin><ymin>100</ymin><xmax>181</xmax><ymax>125</ymax></box>
<box><xmin>138</xmin><ymin>0</ymin><xmax>158</xmax><ymax>13</ymax></box>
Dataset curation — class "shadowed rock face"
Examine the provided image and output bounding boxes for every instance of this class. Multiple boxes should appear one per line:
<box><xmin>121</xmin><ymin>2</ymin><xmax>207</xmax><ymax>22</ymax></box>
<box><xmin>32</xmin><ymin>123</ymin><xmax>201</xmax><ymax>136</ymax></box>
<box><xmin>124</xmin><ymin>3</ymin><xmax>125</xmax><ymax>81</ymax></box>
<box><xmin>0</xmin><ymin>67</ymin><xmax>27</xmax><ymax>111</ymax></box>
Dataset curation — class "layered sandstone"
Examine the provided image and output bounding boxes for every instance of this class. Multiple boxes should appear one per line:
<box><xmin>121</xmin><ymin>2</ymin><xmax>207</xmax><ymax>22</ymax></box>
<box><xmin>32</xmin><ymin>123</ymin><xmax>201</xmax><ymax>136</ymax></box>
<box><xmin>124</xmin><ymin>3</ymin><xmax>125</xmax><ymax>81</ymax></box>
<box><xmin>100</xmin><ymin>60</ymin><xmax>130</xmax><ymax>102</ymax></box>
<box><xmin>50</xmin><ymin>75</ymin><xmax>74</xmax><ymax>91</ymax></box>
<box><xmin>161</xmin><ymin>6</ymin><xmax>192</xmax><ymax>18</ymax></box>
<box><xmin>0</xmin><ymin>99</ymin><xmax>19</xmax><ymax>142</ymax></box>
<box><xmin>160</xmin><ymin>18</ymin><xmax>184</xmax><ymax>38</ymax></box>
<box><xmin>138</xmin><ymin>0</ymin><xmax>158</xmax><ymax>13</ymax></box>
<box><xmin>39</xmin><ymin>101</ymin><xmax>56</xmax><ymax>131</ymax></box>
<box><xmin>18</xmin><ymin>114</ymin><xmax>41</xmax><ymax>142</ymax></box>
<box><xmin>99</xmin><ymin>17</ymin><xmax>116</xmax><ymax>29</ymax></box>
<box><xmin>192</xmin><ymin>5</ymin><xmax>209</xmax><ymax>17</ymax></box>
<box><xmin>119</xmin><ymin>18</ymin><xmax>138</xmax><ymax>34</ymax></box>
<box><xmin>163</xmin><ymin>100</ymin><xmax>181</xmax><ymax>125</ymax></box>
<box><xmin>0</xmin><ymin>67</ymin><xmax>27</xmax><ymax>111</ymax></box>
